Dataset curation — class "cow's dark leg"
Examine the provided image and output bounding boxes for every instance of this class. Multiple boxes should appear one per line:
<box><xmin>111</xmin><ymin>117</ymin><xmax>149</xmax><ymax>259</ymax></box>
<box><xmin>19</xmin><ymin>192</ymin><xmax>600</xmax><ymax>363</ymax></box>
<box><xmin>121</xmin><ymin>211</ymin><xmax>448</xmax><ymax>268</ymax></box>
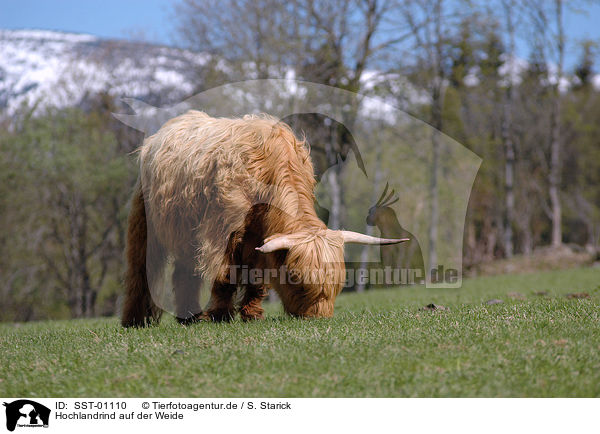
<box><xmin>205</xmin><ymin>282</ymin><xmax>236</xmax><ymax>322</ymax></box>
<box><xmin>122</xmin><ymin>183</ymin><xmax>163</xmax><ymax>327</ymax></box>
<box><xmin>173</xmin><ymin>259</ymin><xmax>203</xmax><ymax>325</ymax></box>
<box><xmin>239</xmin><ymin>284</ymin><xmax>267</xmax><ymax>321</ymax></box>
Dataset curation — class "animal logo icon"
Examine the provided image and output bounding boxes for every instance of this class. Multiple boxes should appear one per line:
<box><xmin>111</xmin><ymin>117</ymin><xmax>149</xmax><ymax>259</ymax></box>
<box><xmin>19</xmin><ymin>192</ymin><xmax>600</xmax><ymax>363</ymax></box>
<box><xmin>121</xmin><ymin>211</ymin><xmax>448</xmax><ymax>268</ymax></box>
<box><xmin>3</xmin><ymin>400</ymin><xmax>50</xmax><ymax>431</ymax></box>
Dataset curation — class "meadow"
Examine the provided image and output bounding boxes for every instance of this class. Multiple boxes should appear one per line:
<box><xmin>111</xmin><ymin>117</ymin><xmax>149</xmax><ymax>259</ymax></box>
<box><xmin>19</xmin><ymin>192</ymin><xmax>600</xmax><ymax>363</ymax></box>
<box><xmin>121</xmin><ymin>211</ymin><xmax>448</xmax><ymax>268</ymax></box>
<box><xmin>1</xmin><ymin>267</ymin><xmax>599</xmax><ymax>397</ymax></box>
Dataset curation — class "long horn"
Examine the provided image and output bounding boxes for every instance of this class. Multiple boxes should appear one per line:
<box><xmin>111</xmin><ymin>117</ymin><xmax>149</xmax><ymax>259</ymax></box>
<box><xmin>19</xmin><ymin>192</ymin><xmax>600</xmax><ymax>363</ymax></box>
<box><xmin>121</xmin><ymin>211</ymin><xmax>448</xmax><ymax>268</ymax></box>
<box><xmin>340</xmin><ymin>231</ymin><xmax>409</xmax><ymax>245</ymax></box>
<box><xmin>255</xmin><ymin>235</ymin><xmax>294</xmax><ymax>253</ymax></box>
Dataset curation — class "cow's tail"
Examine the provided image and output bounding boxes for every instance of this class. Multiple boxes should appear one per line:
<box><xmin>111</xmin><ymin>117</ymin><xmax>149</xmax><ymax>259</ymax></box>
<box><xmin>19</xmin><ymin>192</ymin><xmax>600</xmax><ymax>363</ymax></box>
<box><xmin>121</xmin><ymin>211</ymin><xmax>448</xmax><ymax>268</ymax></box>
<box><xmin>121</xmin><ymin>181</ymin><xmax>162</xmax><ymax>327</ymax></box>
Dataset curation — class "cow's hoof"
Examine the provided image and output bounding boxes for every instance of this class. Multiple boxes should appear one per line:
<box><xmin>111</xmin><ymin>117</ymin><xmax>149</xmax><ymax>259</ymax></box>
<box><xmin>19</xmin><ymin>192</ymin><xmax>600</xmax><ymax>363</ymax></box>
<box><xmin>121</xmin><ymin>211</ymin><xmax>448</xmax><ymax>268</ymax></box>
<box><xmin>240</xmin><ymin>307</ymin><xmax>264</xmax><ymax>321</ymax></box>
<box><xmin>205</xmin><ymin>309</ymin><xmax>234</xmax><ymax>322</ymax></box>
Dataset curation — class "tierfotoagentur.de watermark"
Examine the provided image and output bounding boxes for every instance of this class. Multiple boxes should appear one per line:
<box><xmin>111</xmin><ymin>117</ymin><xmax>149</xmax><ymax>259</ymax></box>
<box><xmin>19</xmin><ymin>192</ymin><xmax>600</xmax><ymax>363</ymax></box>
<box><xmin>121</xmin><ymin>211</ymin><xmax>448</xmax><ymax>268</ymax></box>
<box><xmin>228</xmin><ymin>265</ymin><xmax>459</xmax><ymax>287</ymax></box>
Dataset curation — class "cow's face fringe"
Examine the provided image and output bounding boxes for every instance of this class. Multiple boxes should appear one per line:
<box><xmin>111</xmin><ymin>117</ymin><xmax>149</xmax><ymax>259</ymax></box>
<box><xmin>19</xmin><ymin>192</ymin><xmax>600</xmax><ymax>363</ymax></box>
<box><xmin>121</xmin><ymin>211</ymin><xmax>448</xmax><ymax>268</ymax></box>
<box><xmin>268</xmin><ymin>229</ymin><xmax>346</xmax><ymax>318</ymax></box>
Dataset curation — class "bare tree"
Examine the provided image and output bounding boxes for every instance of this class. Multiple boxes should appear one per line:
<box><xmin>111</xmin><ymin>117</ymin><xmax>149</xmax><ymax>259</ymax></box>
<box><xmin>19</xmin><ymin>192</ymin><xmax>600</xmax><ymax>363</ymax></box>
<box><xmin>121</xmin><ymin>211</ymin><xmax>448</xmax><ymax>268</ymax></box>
<box><xmin>548</xmin><ymin>0</ymin><xmax>565</xmax><ymax>247</ymax></box>
<box><xmin>500</xmin><ymin>0</ymin><xmax>518</xmax><ymax>257</ymax></box>
<box><xmin>175</xmin><ymin>0</ymin><xmax>301</xmax><ymax>82</ymax></box>
<box><xmin>397</xmin><ymin>0</ymin><xmax>460</xmax><ymax>275</ymax></box>
<box><xmin>525</xmin><ymin>0</ymin><xmax>566</xmax><ymax>248</ymax></box>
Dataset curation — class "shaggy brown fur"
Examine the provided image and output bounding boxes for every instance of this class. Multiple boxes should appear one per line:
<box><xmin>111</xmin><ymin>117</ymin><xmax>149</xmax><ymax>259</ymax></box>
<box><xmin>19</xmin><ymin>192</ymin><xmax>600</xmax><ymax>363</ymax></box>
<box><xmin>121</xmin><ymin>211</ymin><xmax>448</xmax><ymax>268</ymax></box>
<box><xmin>122</xmin><ymin>111</ymin><xmax>346</xmax><ymax>326</ymax></box>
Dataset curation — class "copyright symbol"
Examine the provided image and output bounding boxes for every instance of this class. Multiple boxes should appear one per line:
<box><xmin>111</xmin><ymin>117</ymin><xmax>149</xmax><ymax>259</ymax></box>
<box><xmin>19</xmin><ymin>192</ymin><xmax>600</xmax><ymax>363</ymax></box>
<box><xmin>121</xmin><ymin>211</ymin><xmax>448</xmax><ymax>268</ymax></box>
<box><xmin>142</xmin><ymin>402</ymin><xmax>150</xmax><ymax>409</ymax></box>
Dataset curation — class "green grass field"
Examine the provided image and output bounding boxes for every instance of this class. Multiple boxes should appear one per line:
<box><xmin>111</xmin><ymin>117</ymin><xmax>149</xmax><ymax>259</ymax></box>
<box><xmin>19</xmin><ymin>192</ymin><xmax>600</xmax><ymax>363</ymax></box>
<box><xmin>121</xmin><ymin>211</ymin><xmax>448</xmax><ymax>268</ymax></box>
<box><xmin>1</xmin><ymin>267</ymin><xmax>599</xmax><ymax>397</ymax></box>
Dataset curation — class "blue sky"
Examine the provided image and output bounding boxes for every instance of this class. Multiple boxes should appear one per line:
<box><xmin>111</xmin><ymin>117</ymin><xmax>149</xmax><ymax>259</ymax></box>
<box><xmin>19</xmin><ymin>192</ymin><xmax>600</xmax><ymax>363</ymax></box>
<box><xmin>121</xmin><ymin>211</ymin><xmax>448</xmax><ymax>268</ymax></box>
<box><xmin>1</xmin><ymin>0</ymin><xmax>175</xmax><ymax>43</ymax></box>
<box><xmin>2</xmin><ymin>0</ymin><xmax>600</xmax><ymax>68</ymax></box>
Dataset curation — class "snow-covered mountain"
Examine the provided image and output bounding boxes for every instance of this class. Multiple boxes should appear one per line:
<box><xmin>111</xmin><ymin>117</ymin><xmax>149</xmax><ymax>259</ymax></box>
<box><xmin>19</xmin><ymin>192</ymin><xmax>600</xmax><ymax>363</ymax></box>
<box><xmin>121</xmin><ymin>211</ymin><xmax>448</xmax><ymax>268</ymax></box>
<box><xmin>0</xmin><ymin>29</ymin><xmax>209</xmax><ymax>114</ymax></box>
<box><xmin>3</xmin><ymin>28</ymin><xmax>596</xmax><ymax>120</ymax></box>
<box><xmin>0</xmin><ymin>29</ymin><xmax>422</xmax><ymax>121</ymax></box>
